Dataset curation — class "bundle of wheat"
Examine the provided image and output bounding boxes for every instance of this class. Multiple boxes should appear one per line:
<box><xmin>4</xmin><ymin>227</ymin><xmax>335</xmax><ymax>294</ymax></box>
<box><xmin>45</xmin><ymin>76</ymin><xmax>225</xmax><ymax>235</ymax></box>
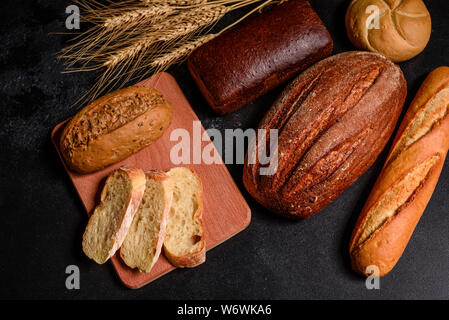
<box><xmin>59</xmin><ymin>0</ymin><xmax>276</xmax><ymax>103</ymax></box>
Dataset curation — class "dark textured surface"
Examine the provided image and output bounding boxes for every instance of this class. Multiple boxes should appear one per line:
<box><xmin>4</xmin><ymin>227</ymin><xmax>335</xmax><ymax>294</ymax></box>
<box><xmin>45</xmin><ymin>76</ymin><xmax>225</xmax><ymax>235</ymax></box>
<box><xmin>0</xmin><ymin>0</ymin><xmax>448</xmax><ymax>299</ymax></box>
<box><xmin>188</xmin><ymin>0</ymin><xmax>333</xmax><ymax>114</ymax></box>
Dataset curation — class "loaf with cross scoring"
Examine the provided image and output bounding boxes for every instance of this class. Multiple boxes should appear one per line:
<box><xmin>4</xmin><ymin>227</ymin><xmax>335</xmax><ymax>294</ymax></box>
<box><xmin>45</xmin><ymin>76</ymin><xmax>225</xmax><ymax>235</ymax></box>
<box><xmin>349</xmin><ymin>66</ymin><xmax>449</xmax><ymax>277</ymax></box>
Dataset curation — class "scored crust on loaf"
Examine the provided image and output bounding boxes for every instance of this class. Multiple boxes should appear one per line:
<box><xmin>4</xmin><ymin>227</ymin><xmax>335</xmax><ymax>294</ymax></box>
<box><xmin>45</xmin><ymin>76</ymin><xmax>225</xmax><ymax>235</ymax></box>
<box><xmin>163</xmin><ymin>167</ymin><xmax>205</xmax><ymax>268</ymax></box>
<box><xmin>120</xmin><ymin>171</ymin><xmax>173</xmax><ymax>273</ymax></box>
<box><xmin>349</xmin><ymin>67</ymin><xmax>449</xmax><ymax>276</ymax></box>
<box><xmin>82</xmin><ymin>167</ymin><xmax>146</xmax><ymax>264</ymax></box>
<box><xmin>354</xmin><ymin>154</ymin><xmax>439</xmax><ymax>247</ymax></box>
<box><xmin>243</xmin><ymin>51</ymin><xmax>406</xmax><ymax>219</ymax></box>
<box><xmin>352</xmin><ymin>84</ymin><xmax>449</xmax><ymax>247</ymax></box>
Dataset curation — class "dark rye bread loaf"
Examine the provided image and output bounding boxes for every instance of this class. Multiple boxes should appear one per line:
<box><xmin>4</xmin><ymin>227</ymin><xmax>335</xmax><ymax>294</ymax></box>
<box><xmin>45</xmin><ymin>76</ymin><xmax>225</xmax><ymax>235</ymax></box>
<box><xmin>187</xmin><ymin>0</ymin><xmax>333</xmax><ymax>115</ymax></box>
<box><xmin>243</xmin><ymin>52</ymin><xmax>407</xmax><ymax>219</ymax></box>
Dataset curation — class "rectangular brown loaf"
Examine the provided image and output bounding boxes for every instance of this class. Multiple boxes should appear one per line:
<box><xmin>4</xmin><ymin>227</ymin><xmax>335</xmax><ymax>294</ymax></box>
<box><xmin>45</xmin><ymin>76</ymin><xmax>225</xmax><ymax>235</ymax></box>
<box><xmin>349</xmin><ymin>67</ymin><xmax>449</xmax><ymax>277</ymax></box>
<box><xmin>243</xmin><ymin>51</ymin><xmax>407</xmax><ymax>219</ymax></box>
<box><xmin>60</xmin><ymin>86</ymin><xmax>173</xmax><ymax>174</ymax></box>
<box><xmin>187</xmin><ymin>0</ymin><xmax>333</xmax><ymax>115</ymax></box>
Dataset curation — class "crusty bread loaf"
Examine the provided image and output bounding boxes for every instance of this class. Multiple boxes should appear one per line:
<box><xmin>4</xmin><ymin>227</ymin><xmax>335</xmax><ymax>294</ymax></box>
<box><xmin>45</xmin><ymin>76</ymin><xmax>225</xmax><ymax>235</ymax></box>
<box><xmin>243</xmin><ymin>51</ymin><xmax>406</xmax><ymax>219</ymax></box>
<box><xmin>60</xmin><ymin>86</ymin><xmax>173</xmax><ymax>174</ymax></box>
<box><xmin>82</xmin><ymin>167</ymin><xmax>146</xmax><ymax>264</ymax></box>
<box><xmin>349</xmin><ymin>66</ymin><xmax>449</xmax><ymax>277</ymax></box>
<box><xmin>345</xmin><ymin>0</ymin><xmax>431</xmax><ymax>62</ymax></box>
<box><xmin>120</xmin><ymin>171</ymin><xmax>173</xmax><ymax>273</ymax></box>
<box><xmin>163</xmin><ymin>167</ymin><xmax>205</xmax><ymax>268</ymax></box>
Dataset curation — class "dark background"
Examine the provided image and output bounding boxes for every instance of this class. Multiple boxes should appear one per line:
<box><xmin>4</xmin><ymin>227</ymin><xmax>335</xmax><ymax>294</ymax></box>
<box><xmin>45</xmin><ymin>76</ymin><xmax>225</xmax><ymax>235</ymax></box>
<box><xmin>1</xmin><ymin>0</ymin><xmax>448</xmax><ymax>300</ymax></box>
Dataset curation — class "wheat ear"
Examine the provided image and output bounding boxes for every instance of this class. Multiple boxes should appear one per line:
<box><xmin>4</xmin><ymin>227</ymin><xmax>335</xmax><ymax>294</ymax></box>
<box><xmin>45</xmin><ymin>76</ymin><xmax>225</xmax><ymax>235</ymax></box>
<box><xmin>60</xmin><ymin>4</ymin><xmax>174</xmax><ymax>64</ymax></box>
<box><xmin>103</xmin><ymin>5</ymin><xmax>174</xmax><ymax>31</ymax></box>
<box><xmin>104</xmin><ymin>5</ymin><xmax>228</xmax><ymax>68</ymax></box>
<box><xmin>143</xmin><ymin>0</ymin><xmax>208</xmax><ymax>6</ymax></box>
<box><xmin>151</xmin><ymin>33</ymin><xmax>217</xmax><ymax>69</ymax></box>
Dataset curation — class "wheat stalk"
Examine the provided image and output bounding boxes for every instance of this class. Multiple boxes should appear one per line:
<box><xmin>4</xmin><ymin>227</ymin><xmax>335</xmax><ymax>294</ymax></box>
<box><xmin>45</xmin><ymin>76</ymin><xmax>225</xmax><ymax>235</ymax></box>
<box><xmin>61</xmin><ymin>5</ymin><xmax>177</xmax><ymax>66</ymax></box>
<box><xmin>151</xmin><ymin>33</ymin><xmax>217</xmax><ymax>68</ymax></box>
<box><xmin>104</xmin><ymin>5</ymin><xmax>228</xmax><ymax>68</ymax></box>
<box><xmin>150</xmin><ymin>0</ymin><xmax>273</xmax><ymax>70</ymax></box>
<box><xmin>103</xmin><ymin>5</ymin><xmax>173</xmax><ymax>31</ymax></box>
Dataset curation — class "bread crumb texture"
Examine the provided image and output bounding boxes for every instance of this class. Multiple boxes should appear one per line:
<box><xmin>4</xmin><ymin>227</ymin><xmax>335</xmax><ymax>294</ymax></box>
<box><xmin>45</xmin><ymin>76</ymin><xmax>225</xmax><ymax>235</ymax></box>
<box><xmin>389</xmin><ymin>88</ymin><xmax>449</xmax><ymax>163</ymax></box>
<box><xmin>120</xmin><ymin>176</ymin><xmax>167</xmax><ymax>272</ymax></box>
<box><xmin>165</xmin><ymin>167</ymin><xmax>203</xmax><ymax>257</ymax></box>
<box><xmin>63</xmin><ymin>88</ymin><xmax>166</xmax><ymax>152</ymax></box>
<box><xmin>82</xmin><ymin>170</ymin><xmax>132</xmax><ymax>264</ymax></box>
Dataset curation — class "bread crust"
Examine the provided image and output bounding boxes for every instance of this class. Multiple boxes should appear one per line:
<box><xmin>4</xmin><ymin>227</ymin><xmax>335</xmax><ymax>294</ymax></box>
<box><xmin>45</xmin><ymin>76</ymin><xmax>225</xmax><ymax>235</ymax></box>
<box><xmin>82</xmin><ymin>166</ymin><xmax>146</xmax><ymax>264</ymax></box>
<box><xmin>243</xmin><ymin>51</ymin><xmax>406</xmax><ymax>219</ymax></box>
<box><xmin>349</xmin><ymin>67</ymin><xmax>449</xmax><ymax>276</ymax></box>
<box><xmin>164</xmin><ymin>168</ymin><xmax>206</xmax><ymax>268</ymax></box>
<box><xmin>120</xmin><ymin>170</ymin><xmax>173</xmax><ymax>273</ymax></box>
<box><xmin>60</xmin><ymin>86</ymin><xmax>173</xmax><ymax>173</ymax></box>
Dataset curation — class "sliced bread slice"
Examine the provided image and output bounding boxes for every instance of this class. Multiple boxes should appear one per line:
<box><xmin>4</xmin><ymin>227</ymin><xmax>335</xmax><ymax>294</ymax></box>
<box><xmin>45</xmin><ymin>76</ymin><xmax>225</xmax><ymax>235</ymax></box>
<box><xmin>164</xmin><ymin>167</ymin><xmax>205</xmax><ymax>268</ymax></box>
<box><xmin>120</xmin><ymin>171</ymin><xmax>173</xmax><ymax>273</ymax></box>
<box><xmin>82</xmin><ymin>166</ymin><xmax>146</xmax><ymax>264</ymax></box>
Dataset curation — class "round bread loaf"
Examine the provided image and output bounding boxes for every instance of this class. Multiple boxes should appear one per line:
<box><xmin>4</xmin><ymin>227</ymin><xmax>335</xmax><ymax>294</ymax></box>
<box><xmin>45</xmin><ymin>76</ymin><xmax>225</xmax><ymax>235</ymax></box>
<box><xmin>345</xmin><ymin>0</ymin><xmax>431</xmax><ymax>62</ymax></box>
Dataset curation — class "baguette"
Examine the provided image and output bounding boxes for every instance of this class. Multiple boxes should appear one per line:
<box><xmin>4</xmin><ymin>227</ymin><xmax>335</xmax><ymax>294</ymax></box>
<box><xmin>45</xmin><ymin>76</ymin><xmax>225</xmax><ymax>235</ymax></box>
<box><xmin>82</xmin><ymin>167</ymin><xmax>146</xmax><ymax>264</ymax></box>
<box><xmin>243</xmin><ymin>51</ymin><xmax>407</xmax><ymax>219</ymax></box>
<box><xmin>60</xmin><ymin>86</ymin><xmax>173</xmax><ymax>173</ymax></box>
<box><xmin>349</xmin><ymin>67</ymin><xmax>449</xmax><ymax>277</ymax></box>
<box><xmin>163</xmin><ymin>167</ymin><xmax>205</xmax><ymax>268</ymax></box>
<box><xmin>120</xmin><ymin>171</ymin><xmax>173</xmax><ymax>273</ymax></box>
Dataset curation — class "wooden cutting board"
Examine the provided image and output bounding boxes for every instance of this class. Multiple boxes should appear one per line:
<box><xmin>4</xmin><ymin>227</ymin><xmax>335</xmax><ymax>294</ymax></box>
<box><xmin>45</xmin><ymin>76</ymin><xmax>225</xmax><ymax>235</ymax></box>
<box><xmin>51</xmin><ymin>72</ymin><xmax>251</xmax><ymax>289</ymax></box>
